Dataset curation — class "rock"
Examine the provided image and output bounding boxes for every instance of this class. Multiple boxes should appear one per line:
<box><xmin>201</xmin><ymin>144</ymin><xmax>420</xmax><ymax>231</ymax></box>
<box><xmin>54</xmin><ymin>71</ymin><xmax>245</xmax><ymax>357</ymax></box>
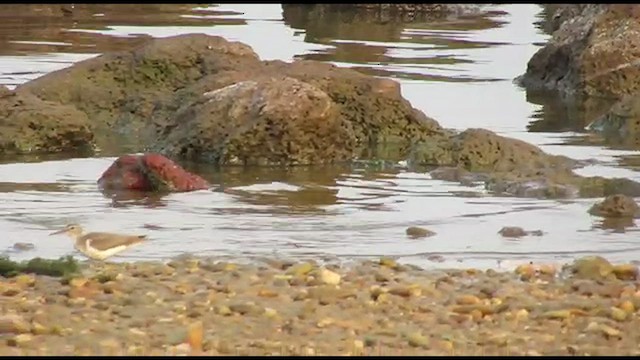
<box><xmin>152</xmin><ymin>51</ymin><xmax>445</xmax><ymax>166</ymax></box>
<box><xmin>567</xmin><ymin>256</ymin><xmax>614</xmax><ymax>280</ymax></box>
<box><xmin>0</xmin><ymin>315</ymin><xmax>31</xmax><ymax>334</ymax></box>
<box><xmin>518</xmin><ymin>5</ymin><xmax>640</xmax><ymax>100</ymax></box>
<box><xmin>498</xmin><ymin>227</ymin><xmax>527</xmax><ymax>238</ymax></box>
<box><xmin>405</xmin><ymin>226</ymin><xmax>436</xmax><ymax>239</ymax></box>
<box><xmin>12</xmin><ymin>243</ymin><xmax>35</xmax><ymax>252</ymax></box>
<box><xmin>588</xmin><ymin>194</ymin><xmax>640</xmax><ymax>218</ymax></box>
<box><xmin>498</xmin><ymin>227</ymin><xmax>544</xmax><ymax>238</ymax></box>
<box><xmin>18</xmin><ymin>34</ymin><xmax>260</xmax><ymax>148</ymax></box>
<box><xmin>0</xmin><ymin>86</ymin><xmax>93</xmax><ymax>155</ymax></box>
<box><xmin>97</xmin><ymin>153</ymin><xmax>210</xmax><ymax>192</ymax></box>
<box><xmin>318</xmin><ymin>268</ymin><xmax>341</xmax><ymax>286</ymax></box>
<box><xmin>585</xmin><ymin>92</ymin><xmax>640</xmax><ymax>147</ymax></box>
<box><xmin>156</xmin><ymin>76</ymin><xmax>356</xmax><ymax>166</ymax></box>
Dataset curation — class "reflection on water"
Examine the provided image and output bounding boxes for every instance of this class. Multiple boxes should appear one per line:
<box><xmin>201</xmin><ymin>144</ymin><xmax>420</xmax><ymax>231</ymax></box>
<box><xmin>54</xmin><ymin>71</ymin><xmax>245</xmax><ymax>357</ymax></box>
<box><xmin>0</xmin><ymin>4</ymin><xmax>639</xmax><ymax>269</ymax></box>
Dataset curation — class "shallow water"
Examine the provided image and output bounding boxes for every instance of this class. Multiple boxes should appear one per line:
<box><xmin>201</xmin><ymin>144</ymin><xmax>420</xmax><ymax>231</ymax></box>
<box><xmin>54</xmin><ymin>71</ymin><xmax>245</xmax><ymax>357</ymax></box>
<box><xmin>0</xmin><ymin>4</ymin><xmax>639</xmax><ymax>269</ymax></box>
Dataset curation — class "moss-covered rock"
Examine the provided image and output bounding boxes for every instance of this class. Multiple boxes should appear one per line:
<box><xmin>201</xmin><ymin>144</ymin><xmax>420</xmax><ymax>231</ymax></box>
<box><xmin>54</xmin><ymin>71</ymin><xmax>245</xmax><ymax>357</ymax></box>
<box><xmin>0</xmin><ymin>86</ymin><xmax>93</xmax><ymax>155</ymax></box>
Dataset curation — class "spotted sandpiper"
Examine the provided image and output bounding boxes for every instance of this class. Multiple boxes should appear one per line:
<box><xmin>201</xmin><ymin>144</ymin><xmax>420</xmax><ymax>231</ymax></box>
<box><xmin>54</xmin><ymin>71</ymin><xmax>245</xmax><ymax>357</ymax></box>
<box><xmin>49</xmin><ymin>224</ymin><xmax>147</xmax><ymax>261</ymax></box>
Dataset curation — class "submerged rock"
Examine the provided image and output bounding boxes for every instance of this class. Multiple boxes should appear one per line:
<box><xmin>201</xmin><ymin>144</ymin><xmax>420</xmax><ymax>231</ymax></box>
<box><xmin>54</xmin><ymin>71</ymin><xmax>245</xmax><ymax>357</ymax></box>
<box><xmin>405</xmin><ymin>226</ymin><xmax>436</xmax><ymax>239</ymax></box>
<box><xmin>498</xmin><ymin>227</ymin><xmax>543</xmax><ymax>238</ymax></box>
<box><xmin>585</xmin><ymin>92</ymin><xmax>640</xmax><ymax>148</ymax></box>
<box><xmin>588</xmin><ymin>194</ymin><xmax>640</xmax><ymax>218</ymax></box>
<box><xmin>97</xmin><ymin>153</ymin><xmax>210</xmax><ymax>192</ymax></box>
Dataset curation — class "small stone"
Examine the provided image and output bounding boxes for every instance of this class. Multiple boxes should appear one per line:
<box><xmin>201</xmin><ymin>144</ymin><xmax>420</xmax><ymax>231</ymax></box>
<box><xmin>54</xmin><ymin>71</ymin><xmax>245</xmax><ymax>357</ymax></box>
<box><xmin>257</xmin><ymin>289</ymin><xmax>279</xmax><ymax>298</ymax></box>
<box><xmin>515</xmin><ymin>264</ymin><xmax>536</xmax><ymax>281</ymax></box>
<box><xmin>129</xmin><ymin>328</ymin><xmax>147</xmax><ymax>337</ymax></box>
<box><xmin>364</xmin><ymin>337</ymin><xmax>377</xmax><ymax>347</ymax></box>
<box><xmin>0</xmin><ymin>315</ymin><xmax>31</xmax><ymax>334</ymax></box>
<box><xmin>31</xmin><ymin>322</ymin><xmax>48</xmax><ymax>335</ymax></box>
<box><xmin>406</xmin><ymin>332</ymin><xmax>429</xmax><ymax>348</ymax></box>
<box><xmin>317</xmin><ymin>318</ymin><xmax>334</xmax><ymax>328</ymax></box>
<box><xmin>353</xmin><ymin>340</ymin><xmax>364</xmax><ymax>352</ymax></box>
<box><xmin>389</xmin><ymin>284</ymin><xmax>422</xmax><ymax>298</ymax></box>
<box><xmin>619</xmin><ymin>300</ymin><xmax>635</xmax><ymax>314</ymax></box>
<box><xmin>379</xmin><ymin>258</ymin><xmax>398</xmax><ymax>268</ymax></box>
<box><xmin>229</xmin><ymin>302</ymin><xmax>264</xmax><ymax>316</ymax></box>
<box><xmin>586</xmin><ymin>322</ymin><xmax>621</xmax><ymax>338</ymax></box>
<box><xmin>498</xmin><ymin>226</ymin><xmax>527</xmax><ymax>238</ymax></box>
<box><xmin>264</xmin><ymin>308</ymin><xmax>278</xmax><ymax>318</ymax></box>
<box><xmin>318</xmin><ymin>268</ymin><xmax>341</xmax><ymax>285</ymax></box>
<box><xmin>374</xmin><ymin>271</ymin><xmax>392</xmax><ymax>283</ymax></box>
<box><xmin>215</xmin><ymin>305</ymin><xmax>232</xmax><ymax>316</ymax></box>
<box><xmin>7</xmin><ymin>334</ymin><xmax>32</xmax><ymax>347</ymax></box>
<box><xmin>610</xmin><ymin>307</ymin><xmax>627</xmax><ymax>322</ymax></box>
<box><xmin>69</xmin><ymin>277</ymin><xmax>88</xmax><ymax>288</ymax></box>
<box><xmin>456</xmin><ymin>295</ymin><xmax>481</xmax><ymax>305</ymax></box>
<box><xmin>612</xmin><ymin>264</ymin><xmax>638</xmax><ymax>280</ymax></box>
<box><xmin>466</xmin><ymin>309</ymin><xmax>481</xmax><ymax>322</ymax></box>
<box><xmin>406</xmin><ymin>226</ymin><xmax>436</xmax><ymax>238</ymax></box>
<box><xmin>541</xmin><ymin>310</ymin><xmax>572</xmax><ymax>320</ymax></box>
<box><xmin>285</xmin><ymin>262</ymin><xmax>314</xmax><ymax>277</ymax></box>
<box><xmin>515</xmin><ymin>309</ymin><xmax>529</xmax><ymax>321</ymax></box>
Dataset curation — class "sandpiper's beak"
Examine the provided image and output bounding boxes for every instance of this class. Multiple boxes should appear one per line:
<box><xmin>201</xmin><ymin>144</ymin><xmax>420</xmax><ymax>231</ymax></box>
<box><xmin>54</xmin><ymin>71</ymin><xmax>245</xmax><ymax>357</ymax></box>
<box><xmin>49</xmin><ymin>229</ymin><xmax>67</xmax><ymax>236</ymax></box>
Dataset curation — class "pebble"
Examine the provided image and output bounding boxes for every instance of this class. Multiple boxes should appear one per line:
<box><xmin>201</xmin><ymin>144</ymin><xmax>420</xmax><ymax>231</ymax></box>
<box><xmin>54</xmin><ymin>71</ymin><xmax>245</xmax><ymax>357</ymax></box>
<box><xmin>406</xmin><ymin>332</ymin><xmax>429</xmax><ymax>348</ymax></box>
<box><xmin>318</xmin><ymin>268</ymin><xmax>341</xmax><ymax>286</ymax></box>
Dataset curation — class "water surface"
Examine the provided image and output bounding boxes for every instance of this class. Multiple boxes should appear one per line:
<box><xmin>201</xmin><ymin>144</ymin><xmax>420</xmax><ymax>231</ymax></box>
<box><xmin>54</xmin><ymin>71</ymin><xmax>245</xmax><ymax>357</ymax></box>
<box><xmin>1</xmin><ymin>4</ymin><xmax>639</xmax><ymax>269</ymax></box>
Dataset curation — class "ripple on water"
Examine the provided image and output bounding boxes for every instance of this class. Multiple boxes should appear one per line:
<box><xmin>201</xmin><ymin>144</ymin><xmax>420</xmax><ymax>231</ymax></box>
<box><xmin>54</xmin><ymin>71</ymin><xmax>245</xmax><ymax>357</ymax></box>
<box><xmin>0</xmin><ymin>4</ymin><xmax>639</xmax><ymax>268</ymax></box>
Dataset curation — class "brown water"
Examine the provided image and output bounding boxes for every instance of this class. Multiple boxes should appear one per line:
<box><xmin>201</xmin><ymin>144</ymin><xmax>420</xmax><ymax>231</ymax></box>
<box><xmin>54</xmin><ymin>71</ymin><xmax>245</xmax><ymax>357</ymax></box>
<box><xmin>1</xmin><ymin>4</ymin><xmax>640</xmax><ymax>269</ymax></box>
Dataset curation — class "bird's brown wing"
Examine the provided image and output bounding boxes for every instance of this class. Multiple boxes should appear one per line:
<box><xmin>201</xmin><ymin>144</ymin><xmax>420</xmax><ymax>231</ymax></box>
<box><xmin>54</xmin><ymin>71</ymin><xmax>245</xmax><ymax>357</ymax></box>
<box><xmin>82</xmin><ymin>232</ymin><xmax>147</xmax><ymax>251</ymax></box>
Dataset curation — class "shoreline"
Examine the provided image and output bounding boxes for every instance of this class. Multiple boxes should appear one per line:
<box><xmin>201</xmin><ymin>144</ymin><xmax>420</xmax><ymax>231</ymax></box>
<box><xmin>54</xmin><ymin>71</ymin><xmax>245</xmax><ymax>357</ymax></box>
<box><xmin>1</xmin><ymin>255</ymin><xmax>639</xmax><ymax>355</ymax></box>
